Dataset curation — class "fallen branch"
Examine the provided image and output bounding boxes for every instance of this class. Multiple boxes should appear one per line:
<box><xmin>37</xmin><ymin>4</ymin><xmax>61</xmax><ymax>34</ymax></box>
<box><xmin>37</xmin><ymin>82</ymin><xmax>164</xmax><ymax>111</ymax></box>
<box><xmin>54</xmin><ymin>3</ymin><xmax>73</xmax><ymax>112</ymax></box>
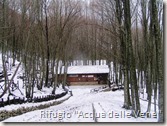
<box><xmin>0</xmin><ymin>62</ymin><xmax>21</xmax><ymax>98</ymax></box>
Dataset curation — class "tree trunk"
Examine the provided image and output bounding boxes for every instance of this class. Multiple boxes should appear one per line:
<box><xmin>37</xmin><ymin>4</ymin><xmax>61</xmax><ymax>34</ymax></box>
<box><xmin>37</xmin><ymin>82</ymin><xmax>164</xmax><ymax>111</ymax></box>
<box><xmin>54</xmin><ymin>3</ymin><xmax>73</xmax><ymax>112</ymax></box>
<box><xmin>52</xmin><ymin>60</ymin><xmax>59</xmax><ymax>94</ymax></box>
<box><xmin>123</xmin><ymin>0</ymin><xmax>140</xmax><ymax>116</ymax></box>
<box><xmin>44</xmin><ymin>0</ymin><xmax>50</xmax><ymax>87</ymax></box>
<box><xmin>150</xmin><ymin>0</ymin><xmax>163</xmax><ymax>122</ymax></box>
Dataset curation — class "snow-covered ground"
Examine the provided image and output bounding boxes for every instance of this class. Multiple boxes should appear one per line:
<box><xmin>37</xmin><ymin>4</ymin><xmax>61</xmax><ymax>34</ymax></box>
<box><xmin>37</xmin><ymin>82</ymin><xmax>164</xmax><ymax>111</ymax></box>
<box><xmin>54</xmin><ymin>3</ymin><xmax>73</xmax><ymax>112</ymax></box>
<box><xmin>3</xmin><ymin>85</ymin><xmax>158</xmax><ymax>122</ymax></box>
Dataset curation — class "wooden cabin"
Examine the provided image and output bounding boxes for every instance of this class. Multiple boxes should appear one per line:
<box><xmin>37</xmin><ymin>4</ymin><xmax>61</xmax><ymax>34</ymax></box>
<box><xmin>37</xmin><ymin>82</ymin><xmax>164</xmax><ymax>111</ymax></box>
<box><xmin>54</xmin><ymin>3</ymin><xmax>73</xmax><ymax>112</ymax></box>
<box><xmin>66</xmin><ymin>65</ymin><xmax>109</xmax><ymax>85</ymax></box>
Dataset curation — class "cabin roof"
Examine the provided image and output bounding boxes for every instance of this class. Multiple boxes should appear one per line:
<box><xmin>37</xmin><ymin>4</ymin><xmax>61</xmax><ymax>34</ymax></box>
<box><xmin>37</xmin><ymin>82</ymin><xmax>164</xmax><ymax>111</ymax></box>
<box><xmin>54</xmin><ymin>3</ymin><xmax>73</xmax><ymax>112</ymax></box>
<box><xmin>66</xmin><ymin>65</ymin><xmax>109</xmax><ymax>75</ymax></box>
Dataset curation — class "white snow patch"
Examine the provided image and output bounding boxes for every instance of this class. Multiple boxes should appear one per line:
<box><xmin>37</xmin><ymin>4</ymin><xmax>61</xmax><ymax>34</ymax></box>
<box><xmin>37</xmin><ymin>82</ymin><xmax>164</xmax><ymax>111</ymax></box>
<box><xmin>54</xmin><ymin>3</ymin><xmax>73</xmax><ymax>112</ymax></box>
<box><xmin>61</xmin><ymin>65</ymin><xmax>109</xmax><ymax>74</ymax></box>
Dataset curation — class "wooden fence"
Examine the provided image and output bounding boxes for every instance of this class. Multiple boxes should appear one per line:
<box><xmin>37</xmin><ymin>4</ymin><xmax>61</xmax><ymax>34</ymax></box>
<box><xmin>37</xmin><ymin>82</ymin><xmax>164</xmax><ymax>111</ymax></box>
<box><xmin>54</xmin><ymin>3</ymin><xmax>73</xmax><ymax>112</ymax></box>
<box><xmin>0</xmin><ymin>92</ymin><xmax>67</xmax><ymax>107</ymax></box>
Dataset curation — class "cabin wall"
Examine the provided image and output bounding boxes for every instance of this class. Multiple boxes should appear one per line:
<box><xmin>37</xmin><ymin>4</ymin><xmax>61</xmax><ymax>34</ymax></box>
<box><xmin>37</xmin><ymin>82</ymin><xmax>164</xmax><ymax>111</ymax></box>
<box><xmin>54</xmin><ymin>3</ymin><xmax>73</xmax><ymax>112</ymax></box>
<box><xmin>67</xmin><ymin>74</ymin><xmax>97</xmax><ymax>82</ymax></box>
<box><xmin>70</xmin><ymin>82</ymin><xmax>98</xmax><ymax>85</ymax></box>
<box><xmin>67</xmin><ymin>73</ymin><xmax>108</xmax><ymax>85</ymax></box>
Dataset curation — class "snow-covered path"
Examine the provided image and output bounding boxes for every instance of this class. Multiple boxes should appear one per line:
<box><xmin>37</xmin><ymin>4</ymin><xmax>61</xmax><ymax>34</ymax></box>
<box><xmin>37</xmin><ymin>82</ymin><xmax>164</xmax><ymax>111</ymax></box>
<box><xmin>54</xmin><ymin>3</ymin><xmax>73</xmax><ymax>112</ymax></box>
<box><xmin>3</xmin><ymin>86</ymin><xmax>158</xmax><ymax>122</ymax></box>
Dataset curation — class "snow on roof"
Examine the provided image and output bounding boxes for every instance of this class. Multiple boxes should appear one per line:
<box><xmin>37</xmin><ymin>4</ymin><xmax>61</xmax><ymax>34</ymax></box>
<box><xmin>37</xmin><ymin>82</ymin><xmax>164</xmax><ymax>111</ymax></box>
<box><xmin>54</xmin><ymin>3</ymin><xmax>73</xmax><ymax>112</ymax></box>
<box><xmin>67</xmin><ymin>65</ymin><xmax>109</xmax><ymax>74</ymax></box>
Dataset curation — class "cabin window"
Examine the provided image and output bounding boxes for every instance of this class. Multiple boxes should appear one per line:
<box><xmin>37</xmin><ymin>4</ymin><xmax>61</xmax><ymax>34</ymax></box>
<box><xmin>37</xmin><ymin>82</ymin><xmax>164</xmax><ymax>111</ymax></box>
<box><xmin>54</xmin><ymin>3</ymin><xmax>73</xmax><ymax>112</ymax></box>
<box><xmin>69</xmin><ymin>74</ymin><xmax>78</xmax><ymax>77</ymax></box>
<box><xmin>82</xmin><ymin>75</ymin><xmax>86</xmax><ymax>77</ymax></box>
<box><xmin>88</xmin><ymin>75</ymin><xmax>94</xmax><ymax>78</ymax></box>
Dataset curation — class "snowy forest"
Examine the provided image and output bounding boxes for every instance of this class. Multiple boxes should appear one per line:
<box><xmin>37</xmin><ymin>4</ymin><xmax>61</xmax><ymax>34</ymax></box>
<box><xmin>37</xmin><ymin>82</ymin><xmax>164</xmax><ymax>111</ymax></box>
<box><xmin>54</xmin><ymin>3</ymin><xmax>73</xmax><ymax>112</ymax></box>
<box><xmin>0</xmin><ymin>0</ymin><xmax>164</xmax><ymax>122</ymax></box>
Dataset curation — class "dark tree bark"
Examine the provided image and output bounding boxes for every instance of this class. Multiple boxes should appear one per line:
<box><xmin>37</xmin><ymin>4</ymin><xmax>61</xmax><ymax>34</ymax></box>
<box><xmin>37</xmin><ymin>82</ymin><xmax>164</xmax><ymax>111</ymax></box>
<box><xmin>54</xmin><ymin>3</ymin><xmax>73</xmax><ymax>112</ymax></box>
<box><xmin>150</xmin><ymin>0</ymin><xmax>163</xmax><ymax>122</ymax></box>
<box><xmin>122</xmin><ymin>0</ymin><xmax>140</xmax><ymax>116</ymax></box>
<box><xmin>43</xmin><ymin>0</ymin><xmax>50</xmax><ymax>87</ymax></box>
<box><xmin>114</xmin><ymin>0</ymin><xmax>131</xmax><ymax>109</ymax></box>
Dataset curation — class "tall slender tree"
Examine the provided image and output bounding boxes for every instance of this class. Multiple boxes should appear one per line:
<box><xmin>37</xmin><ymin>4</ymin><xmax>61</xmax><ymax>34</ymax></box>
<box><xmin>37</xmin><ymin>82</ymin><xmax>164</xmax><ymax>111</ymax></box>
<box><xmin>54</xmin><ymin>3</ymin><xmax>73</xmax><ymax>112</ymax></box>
<box><xmin>122</xmin><ymin>0</ymin><xmax>140</xmax><ymax>116</ymax></box>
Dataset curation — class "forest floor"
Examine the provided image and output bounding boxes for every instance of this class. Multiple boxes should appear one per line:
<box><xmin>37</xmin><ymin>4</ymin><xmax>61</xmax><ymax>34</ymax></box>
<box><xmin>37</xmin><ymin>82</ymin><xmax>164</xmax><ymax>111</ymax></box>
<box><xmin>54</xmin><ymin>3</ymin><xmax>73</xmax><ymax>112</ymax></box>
<box><xmin>3</xmin><ymin>85</ymin><xmax>158</xmax><ymax>122</ymax></box>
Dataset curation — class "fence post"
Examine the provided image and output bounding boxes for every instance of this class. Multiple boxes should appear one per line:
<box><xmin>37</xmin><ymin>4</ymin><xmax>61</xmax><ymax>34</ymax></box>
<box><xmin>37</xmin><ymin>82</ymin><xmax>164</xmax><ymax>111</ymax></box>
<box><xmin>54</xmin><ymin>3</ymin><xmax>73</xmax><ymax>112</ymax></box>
<box><xmin>3</xmin><ymin>98</ymin><xmax>4</xmax><ymax>107</ymax></box>
<box><xmin>8</xmin><ymin>97</ymin><xmax>10</xmax><ymax>105</ymax></box>
<box><xmin>13</xmin><ymin>97</ymin><xmax>15</xmax><ymax>104</ymax></box>
<box><xmin>0</xmin><ymin>98</ymin><xmax>4</xmax><ymax>107</ymax></box>
<box><xmin>22</xmin><ymin>97</ymin><xmax>24</xmax><ymax>104</ymax></box>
